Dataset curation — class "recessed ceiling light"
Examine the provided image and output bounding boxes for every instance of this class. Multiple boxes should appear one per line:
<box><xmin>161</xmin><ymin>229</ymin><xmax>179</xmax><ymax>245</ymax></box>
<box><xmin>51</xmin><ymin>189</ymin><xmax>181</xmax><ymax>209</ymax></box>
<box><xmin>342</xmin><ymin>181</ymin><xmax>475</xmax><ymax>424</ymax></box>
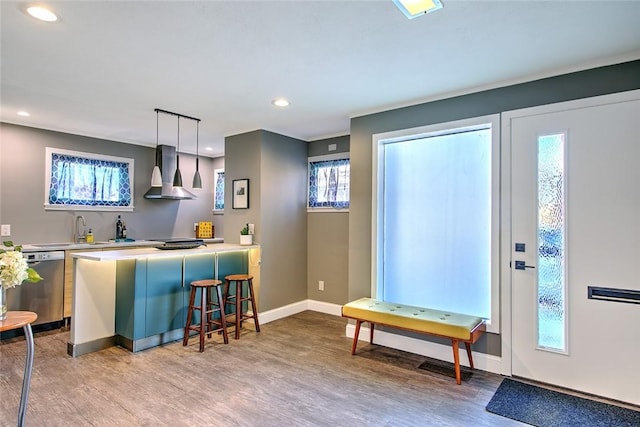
<box><xmin>27</xmin><ymin>6</ymin><xmax>58</xmax><ymax>22</ymax></box>
<box><xmin>205</xmin><ymin>147</ymin><xmax>213</xmax><ymax>151</ymax></box>
<box><xmin>17</xmin><ymin>111</ymin><xmax>31</xmax><ymax>117</ymax></box>
<box><xmin>272</xmin><ymin>98</ymin><xmax>290</xmax><ymax>108</ymax></box>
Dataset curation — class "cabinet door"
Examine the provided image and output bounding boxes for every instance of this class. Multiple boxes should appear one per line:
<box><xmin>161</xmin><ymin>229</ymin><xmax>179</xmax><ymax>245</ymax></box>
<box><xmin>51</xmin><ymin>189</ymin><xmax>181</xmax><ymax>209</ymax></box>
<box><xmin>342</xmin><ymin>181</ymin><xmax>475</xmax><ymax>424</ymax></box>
<box><xmin>145</xmin><ymin>257</ymin><xmax>184</xmax><ymax>337</ymax></box>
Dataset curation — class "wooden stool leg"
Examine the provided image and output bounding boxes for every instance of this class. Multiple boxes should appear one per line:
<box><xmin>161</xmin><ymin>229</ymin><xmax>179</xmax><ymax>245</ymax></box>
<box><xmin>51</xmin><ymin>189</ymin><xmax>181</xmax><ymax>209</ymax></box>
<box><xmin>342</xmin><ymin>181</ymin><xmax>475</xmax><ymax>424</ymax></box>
<box><xmin>183</xmin><ymin>286</ymin><xmax>197</xmax><ymax>346</ymax></box>
<box><xmin>215</xmin><ymin>285</ymin><xmax>229</xmax><ymax>344</ymax></box>
<box><xmin>352</xmin><ymin>320</ymin><xmax>362</xmax><ymax>355</ymax></box>
<box><xmin>206</xmin><ymin>287</ymin><xmax>214</xmax><ymax>339</ymax></box>
<box><xmin>247</xmin><ymin>277</ymin><xmax>260</xmax><ymax>333</ymax></box>
<box><xmin>465</xmin><ymin>342</ymin><xmax>474</xmax><ymax>370</ymax></box>
<box><xmin>199</xmin><ymin>287</ymin><xmax>207</xmax><ymax>352</ymax></box>
<box><xmin>452</xmin><ymin>339</ymin><xmax>461</xmax><ymax>385</ymax></box>
<box><xmin>235</xmin><ymin>280</ymin><xmax>242</xmax><ymax>339</ymax></box>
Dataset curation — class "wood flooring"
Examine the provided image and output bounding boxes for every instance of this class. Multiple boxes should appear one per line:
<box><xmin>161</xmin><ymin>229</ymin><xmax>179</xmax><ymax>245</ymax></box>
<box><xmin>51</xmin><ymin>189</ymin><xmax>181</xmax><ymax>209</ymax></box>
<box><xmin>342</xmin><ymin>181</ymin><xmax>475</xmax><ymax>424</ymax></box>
<box><xmin>1</xmin><ymin>311</ymin><xmax>520</xmax><ymax>426</ymax></box>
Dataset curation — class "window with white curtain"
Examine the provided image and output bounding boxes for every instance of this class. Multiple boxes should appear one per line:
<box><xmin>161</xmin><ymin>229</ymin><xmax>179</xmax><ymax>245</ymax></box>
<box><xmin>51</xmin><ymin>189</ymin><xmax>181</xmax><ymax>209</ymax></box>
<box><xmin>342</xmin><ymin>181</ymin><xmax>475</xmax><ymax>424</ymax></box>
<box><xmin>308</xmin><ymin>154</ymin><xmax>350</xmax><ymax>211</ymax></box>
<box><xmin>372</xmin><ymin>115</ymin><xmax>500</xmax><ymax>332</ymax></box>
<box><xmin>213</xmin><ymin>168</ymin><xmax>224</xmax><ymax>213</ymax></box>
<box><xmin>45</xmin><ymin>147</ymin><xmax>134</xmax><ymax>211</ymax></box>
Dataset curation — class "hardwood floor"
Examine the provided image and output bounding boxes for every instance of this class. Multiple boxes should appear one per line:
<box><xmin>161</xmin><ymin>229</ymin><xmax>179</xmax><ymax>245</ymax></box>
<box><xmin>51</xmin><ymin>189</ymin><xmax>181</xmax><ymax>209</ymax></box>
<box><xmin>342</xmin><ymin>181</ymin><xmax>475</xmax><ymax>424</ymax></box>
<box><xmin>0</xmin><ymin>311</ymin><xmax>521</xmax><ymax>426</ymax></box>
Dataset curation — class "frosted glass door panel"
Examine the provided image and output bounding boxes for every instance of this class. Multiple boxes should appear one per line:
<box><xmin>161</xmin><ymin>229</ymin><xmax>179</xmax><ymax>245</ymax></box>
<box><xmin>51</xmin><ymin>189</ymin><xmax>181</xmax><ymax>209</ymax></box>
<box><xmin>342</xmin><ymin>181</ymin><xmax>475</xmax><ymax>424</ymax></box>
<box><xmin>382</xmin><ymin>129</ymin><xmax>492</xmax><ymax>319</ymax></box>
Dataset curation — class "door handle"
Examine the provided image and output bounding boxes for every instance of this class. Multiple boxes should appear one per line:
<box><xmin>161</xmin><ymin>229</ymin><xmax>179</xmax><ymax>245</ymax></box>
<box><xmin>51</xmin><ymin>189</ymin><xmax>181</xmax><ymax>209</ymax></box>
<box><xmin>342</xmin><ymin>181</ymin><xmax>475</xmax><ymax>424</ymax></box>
<box><xmin>514</xmin><ymin>260</ymin><xmax>535</xmax><ymax>270</ymax></box>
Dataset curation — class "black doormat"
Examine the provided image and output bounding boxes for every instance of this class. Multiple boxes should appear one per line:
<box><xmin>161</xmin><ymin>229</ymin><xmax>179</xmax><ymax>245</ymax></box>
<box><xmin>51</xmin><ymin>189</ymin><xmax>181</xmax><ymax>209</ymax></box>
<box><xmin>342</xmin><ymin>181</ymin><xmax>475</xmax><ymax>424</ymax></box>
<box><xmin>486</xmin><ymin>378</ymin><xmax>640</xmax><ymax>426</ymax></box>
<box><xmin>417</xmin><ymin>356</ymin><xmax>473</xmax><ymax>382</ymax></box>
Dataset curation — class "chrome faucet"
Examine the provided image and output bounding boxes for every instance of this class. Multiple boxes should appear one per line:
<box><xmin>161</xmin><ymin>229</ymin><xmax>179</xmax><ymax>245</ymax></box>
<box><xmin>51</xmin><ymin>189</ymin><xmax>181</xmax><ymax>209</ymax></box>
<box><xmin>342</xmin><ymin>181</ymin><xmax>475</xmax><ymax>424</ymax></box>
<box><xmin>75</xmin><ymin>215</ymin><xmax>86</xmax><ymax>243</ymax></box>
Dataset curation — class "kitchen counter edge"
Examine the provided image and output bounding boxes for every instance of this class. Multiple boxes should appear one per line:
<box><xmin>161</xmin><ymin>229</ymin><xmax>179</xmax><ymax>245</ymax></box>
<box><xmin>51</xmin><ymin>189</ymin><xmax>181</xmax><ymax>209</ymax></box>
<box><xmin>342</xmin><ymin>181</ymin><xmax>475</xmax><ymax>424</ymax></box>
<box><xmin>70</xmin><ymin>243</ymin><xmax>258</xmax><ymax>261</ymax></box>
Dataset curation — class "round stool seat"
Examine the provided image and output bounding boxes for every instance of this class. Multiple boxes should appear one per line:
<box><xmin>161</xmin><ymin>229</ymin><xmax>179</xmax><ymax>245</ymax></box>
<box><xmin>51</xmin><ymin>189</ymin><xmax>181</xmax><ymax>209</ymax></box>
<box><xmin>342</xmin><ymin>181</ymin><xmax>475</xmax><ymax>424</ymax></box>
<box><xmin>191</xmin><ymin>279</ymin><xmax>223</xmax><ymax>288</ymax></box>
<box><xmin>225</xmin><ymin>274</ymin><xmax>252</xmax><ymax>281</ymax></box>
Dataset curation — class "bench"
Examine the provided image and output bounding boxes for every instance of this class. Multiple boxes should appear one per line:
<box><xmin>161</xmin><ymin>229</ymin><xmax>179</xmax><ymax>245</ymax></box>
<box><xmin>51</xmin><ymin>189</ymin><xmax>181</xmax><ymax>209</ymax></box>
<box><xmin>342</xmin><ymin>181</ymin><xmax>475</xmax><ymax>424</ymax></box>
<box><xmin>341</xmin><ymin>297</ymin><xmax>486</xmax><ymax>384</ymax></box>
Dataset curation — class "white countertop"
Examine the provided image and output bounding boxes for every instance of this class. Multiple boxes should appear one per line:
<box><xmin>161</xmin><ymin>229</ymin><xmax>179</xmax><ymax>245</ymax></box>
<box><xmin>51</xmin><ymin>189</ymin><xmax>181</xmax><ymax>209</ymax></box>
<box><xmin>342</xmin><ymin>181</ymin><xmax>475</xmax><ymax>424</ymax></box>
<box><xmin>70</xmin><ymin>243</ymin><xmax>258</xmax><ymax>261</ymax></box>
<box><xmin>21</xmin><ymin>238</ymin><xmax>224</xmax><ymax>252</ymax></box>
<box><xmin>22</xmin><ymin>240</ymin><xmax>163</xmax><ymax>252</ymax></box>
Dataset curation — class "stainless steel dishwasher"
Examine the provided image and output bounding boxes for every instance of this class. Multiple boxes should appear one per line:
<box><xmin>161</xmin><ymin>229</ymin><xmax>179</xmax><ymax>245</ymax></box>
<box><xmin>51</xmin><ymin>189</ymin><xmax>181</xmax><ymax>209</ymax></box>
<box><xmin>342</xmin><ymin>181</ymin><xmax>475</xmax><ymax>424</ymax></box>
<box><xmin>6</xmin><ymin>251</ymin><xmax>65</xmax><ymax>326</ymax></box>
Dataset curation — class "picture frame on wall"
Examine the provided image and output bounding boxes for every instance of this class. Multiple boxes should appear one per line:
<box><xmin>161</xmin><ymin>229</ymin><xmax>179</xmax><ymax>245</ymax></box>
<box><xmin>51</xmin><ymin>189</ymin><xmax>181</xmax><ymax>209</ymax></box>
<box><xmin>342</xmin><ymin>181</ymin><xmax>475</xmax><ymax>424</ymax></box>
<box><xmin>232</xmin><ymin>179</ymin><xmax>249</xmax><ymax>209</ymax></box>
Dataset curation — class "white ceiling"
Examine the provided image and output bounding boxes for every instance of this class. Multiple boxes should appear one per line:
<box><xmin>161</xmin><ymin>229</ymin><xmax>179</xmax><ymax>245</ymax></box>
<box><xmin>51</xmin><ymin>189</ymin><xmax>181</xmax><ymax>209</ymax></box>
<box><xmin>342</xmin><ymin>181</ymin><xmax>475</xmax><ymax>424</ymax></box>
<box><xmin>2</xmin><ymin>1</ymin><xmax>639</xmax><ymax>158</ymax></box>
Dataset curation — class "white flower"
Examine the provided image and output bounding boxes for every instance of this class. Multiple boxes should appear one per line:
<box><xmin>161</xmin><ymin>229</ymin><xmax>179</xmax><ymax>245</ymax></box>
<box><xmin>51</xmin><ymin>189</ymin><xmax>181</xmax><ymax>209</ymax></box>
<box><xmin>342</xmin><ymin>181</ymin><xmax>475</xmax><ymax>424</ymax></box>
<box><xmin>0</xmin><ymin>250</ymin><xmax>31</xmax><ymax>288</ymax></box>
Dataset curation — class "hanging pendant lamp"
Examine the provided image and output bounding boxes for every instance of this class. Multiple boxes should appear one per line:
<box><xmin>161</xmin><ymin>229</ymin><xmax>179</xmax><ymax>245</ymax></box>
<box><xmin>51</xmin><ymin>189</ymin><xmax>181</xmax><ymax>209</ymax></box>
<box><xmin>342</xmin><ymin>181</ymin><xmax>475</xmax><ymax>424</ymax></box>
<box><xmin>173</xmin><ymin>116</ymin><xmax>183</xmax><ymax>187</ymax></box>
<box><xmin>192</xmin><ymin>121</ymin><xmax>202</xmax><ymax>189</ymax></box>
<box><xmin>151</xmin><ymin>110</ymin><xmax>163</xmax><ymax>187</ymax></box>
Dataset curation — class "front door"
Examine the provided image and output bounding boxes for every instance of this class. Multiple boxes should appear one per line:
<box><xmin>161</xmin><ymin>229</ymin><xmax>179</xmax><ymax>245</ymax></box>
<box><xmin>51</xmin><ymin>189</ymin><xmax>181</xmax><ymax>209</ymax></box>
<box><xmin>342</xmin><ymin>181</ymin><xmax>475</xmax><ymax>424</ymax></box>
<box><xmin>507</xmin><ymin>90</ymin><xmax>640</xmax><ymax>405</ymax></box>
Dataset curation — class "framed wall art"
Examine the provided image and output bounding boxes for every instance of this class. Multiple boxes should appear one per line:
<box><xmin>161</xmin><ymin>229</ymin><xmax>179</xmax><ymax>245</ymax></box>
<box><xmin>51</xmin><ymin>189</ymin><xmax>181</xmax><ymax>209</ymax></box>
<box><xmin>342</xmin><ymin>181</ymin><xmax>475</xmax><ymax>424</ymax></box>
<box><xmin>232</xmin><ymin>179</ymin><xmax>249</xmax><ymax>209</ymax></box>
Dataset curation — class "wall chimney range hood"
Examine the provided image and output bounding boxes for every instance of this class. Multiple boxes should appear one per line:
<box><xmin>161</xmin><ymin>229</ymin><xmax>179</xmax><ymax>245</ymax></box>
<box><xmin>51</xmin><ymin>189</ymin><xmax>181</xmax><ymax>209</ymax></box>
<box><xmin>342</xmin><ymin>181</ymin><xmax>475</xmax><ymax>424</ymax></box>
<box><xmin>144</xmin><ymin>144</ymin><xmax>197</xmax><ymax>200</ymax></box>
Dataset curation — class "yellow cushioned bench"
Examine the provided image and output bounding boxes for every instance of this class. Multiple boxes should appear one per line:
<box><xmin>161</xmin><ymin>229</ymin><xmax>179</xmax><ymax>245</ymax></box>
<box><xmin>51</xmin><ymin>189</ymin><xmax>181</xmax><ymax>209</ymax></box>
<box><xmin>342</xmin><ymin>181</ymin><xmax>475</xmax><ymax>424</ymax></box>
<box><xmin>341</xmin><ymin>297</ymin><xmax>486</xmax><ymax>384</ymax></box>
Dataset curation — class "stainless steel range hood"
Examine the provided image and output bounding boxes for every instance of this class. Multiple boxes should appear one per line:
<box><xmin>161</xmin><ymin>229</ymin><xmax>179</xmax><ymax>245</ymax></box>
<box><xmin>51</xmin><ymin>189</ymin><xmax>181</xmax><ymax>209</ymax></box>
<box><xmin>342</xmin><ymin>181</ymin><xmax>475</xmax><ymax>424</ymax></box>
<box><xmin>144</xmin><ymin>145</ymin><xmax>197</xmax><ymax>200</ymax></box>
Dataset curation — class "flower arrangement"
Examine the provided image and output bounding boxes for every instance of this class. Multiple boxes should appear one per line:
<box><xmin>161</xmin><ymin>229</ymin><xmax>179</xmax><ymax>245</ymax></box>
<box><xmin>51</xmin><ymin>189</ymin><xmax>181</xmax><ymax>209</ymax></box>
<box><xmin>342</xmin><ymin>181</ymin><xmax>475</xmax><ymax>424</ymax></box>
<box><xmin>0</xmin><ymin>241</ymin><xmax>42</xmax><ymax>320</ymax></box>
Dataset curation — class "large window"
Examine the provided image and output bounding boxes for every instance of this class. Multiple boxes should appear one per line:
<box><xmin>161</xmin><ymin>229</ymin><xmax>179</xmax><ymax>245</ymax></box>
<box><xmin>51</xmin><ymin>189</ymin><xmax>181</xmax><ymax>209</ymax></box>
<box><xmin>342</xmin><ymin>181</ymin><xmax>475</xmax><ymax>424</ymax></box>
<box><xmin>308</xmin><ymin>154</ymin><xmax>350</xmax><ymax>210</ymax></box>
<box><xmin>45</xmin><ymin>147</ymin><xmax>134</xmax><ymax>211</ymax></box>
<box><xmin>373</xmin><ymin>115</ymin><xmax>500</xmax><ymax>332</ymax></box>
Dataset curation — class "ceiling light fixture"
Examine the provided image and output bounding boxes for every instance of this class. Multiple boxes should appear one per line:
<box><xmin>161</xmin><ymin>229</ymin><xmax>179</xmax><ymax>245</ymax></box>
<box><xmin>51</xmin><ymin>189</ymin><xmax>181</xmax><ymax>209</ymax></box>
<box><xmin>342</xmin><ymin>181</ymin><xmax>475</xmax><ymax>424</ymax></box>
<box><xmin>173</xmin><ymin>116</ymin><xmax>183</xmax><ymax>187</ymax></box>
<box><xmin>272</xmin><ymin>98</ymin><xmax>290</xmax><ymax>107</ymax></box>
<box><xmin>393</xmin><ymin>0</ymin><xmax>443</xmax><ymax>19</ymax></box>
<box><xmin>17</xmin><ymin>111</ymin><xmax>31</xmax><ymax>117</ymax></box>
<box><xmin>150</xmin><ymin>110</ymin><xmax>163</xmax><ymax>187</ymax></box>
<box><xmin>192</xmin><ymin>121</ymin><xmax>202</xmax><ymax>189</ymax></box>
<box><xmin>145</xmin><ymin>108</ymin><xmax>199</xmax><ymax>200</ymax></box>
<box><xmin>27</xmin><ymin>6</ymin><xmax>58</xmax><ymax>22</ymax></box>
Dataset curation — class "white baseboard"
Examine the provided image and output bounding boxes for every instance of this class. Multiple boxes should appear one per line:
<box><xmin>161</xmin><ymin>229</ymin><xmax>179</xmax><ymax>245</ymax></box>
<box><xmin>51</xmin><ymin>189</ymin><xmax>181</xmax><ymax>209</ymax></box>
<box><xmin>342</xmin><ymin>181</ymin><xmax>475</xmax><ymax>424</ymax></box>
<box><xmin>345</xmin><ymin>323</ymin><xmax>503</xmax><ymax>375</ymax></box>
<box><xmin>256</xmin><ymin>299</ymin><xmax>342</xmax><ymax>324</ymax></box>
<box><xmin>255</xmin><ymin>299</ymin><xmax>503</xmax><ymax>375</ymax></box>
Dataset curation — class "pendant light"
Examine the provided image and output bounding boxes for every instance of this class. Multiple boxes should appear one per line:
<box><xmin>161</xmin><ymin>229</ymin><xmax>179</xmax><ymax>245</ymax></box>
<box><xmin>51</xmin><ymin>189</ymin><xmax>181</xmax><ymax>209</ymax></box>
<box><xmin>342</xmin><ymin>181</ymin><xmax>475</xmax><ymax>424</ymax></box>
<box><xmin>173</xmin><ymin>116</ymin><xmax>183</xmax><ymax>187</ymax></box>
<box><xmin>150</xmin><ymin>110</ymin><xmax>163</xmax><ymax>187</ymax></box>
<box><xmin>192</xmin><ymin>121</ymin><xmax>202</xmax><ymax>189</ymax></box>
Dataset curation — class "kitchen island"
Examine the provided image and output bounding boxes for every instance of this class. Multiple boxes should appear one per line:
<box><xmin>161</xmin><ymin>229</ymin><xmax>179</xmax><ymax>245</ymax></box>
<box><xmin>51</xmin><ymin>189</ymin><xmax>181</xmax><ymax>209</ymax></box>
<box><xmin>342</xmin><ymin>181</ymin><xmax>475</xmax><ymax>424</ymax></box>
<box><xmin>68</xmin><ymin>244</ymin><xmax>260</xmax><ymax>356</ymax></box>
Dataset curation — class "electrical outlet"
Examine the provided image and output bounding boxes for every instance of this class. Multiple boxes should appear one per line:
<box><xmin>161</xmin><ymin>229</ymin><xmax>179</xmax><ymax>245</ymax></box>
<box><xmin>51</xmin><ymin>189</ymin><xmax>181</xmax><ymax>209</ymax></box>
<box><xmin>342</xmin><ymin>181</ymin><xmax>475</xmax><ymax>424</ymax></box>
<box><xmin>248</xmin><ymin>224</ymin><xmax>255</xmax><ymax>235</ymax></box>
<box><xmin>1</xmin><ymin>224</ymin><xmax>10</xmax><ymax>236</ymax></box>
<box><xmin>318</xmin><ymin>280</ymin><xmax>324</xmax><ymax>291</ymax></box>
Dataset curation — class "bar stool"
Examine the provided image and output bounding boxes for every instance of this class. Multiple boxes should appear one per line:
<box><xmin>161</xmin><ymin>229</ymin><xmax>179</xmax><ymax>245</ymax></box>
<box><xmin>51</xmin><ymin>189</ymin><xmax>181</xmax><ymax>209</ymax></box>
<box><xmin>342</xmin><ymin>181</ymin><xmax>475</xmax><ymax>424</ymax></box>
<box><xmin>183</xmin><ymin>279</ymin><xmax>228</xmax><ymax>352</ymax></box>
<box><xmin>224</xmin><ymin>274</ymin><xmax>260</xmax><ymax>339</ymax></box>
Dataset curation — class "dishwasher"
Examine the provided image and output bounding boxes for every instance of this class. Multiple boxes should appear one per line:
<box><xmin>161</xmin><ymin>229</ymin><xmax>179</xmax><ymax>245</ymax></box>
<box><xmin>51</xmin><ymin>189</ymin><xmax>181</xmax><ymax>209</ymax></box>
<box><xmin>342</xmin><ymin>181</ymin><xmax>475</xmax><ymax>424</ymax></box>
<box><xmin>6</xmin><ymin>250</ymin><xmax>65</xmax><ymax>326</ymax></box>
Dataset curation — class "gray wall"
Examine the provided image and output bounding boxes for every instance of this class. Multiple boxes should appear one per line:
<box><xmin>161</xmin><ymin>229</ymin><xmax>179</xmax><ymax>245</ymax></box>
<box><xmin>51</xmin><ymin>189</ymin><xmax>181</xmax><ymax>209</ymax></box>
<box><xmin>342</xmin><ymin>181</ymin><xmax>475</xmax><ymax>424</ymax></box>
<box><xmin>224</xmin><ymin>130</ymin><xmax>308</xmax><ymax>311</ymax></box>
<box><xmin>0</xmin><ymin>123</ymin><xmax>219</xmax><ymax>244</ymax></box>
<box><xmin>307</xmin><ymin>135</ymin><xmax>350</xmax><ymax>304</ymax></box>
<box><xmin>348</xmin><ymin>59</ymin><xmax>640</xmax><ymax>355</ymax></box>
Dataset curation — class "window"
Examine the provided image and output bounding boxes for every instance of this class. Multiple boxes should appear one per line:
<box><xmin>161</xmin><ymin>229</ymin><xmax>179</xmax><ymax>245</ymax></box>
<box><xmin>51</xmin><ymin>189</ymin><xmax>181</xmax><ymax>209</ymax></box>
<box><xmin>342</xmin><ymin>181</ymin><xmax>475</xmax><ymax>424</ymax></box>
<box><xmin>308</xmin><ymin>154</ymin><xmax>350</xmax><ymax>210</ymax></box>
<box><xmin>213</xmin><ymin>168</ymin><xmax>224</xmax><ymax>213</ymax></box>
<box><xmin>373</xmin><ymin>115</ymin><xmax>500</xmax><ymax>333</ymax></box>
<box><xmin>45</xmin><ymin>147</ymin><xmax>134</xmax><ymax>211</ymax></box>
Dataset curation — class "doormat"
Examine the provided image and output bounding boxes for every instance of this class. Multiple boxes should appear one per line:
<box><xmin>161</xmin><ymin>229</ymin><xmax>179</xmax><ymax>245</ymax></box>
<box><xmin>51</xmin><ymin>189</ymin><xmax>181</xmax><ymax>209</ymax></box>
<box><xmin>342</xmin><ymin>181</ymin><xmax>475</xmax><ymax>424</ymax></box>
<box><xmin>486</xmin><ymin>378</ymin><xmax>640</xmax><ymax>426</ymax></box>
<box><xmin>417</xmin><ymin>356</ymin><xmax>473</xmax><ymax>382</ymax></box>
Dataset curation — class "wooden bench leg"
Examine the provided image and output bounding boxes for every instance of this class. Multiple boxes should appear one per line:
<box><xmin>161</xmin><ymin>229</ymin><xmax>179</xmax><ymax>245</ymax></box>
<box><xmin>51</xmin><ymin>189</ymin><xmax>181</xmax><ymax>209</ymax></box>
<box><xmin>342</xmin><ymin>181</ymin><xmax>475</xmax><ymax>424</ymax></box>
<box><xmin>369</xmin><ymin>322</ymin><xmax>374</xmax><ymax>344</ymax></box>
<box><xmin>465</xmin><ymin>342</ymin><xmax>474</xmax><ymax>370</ymax></box>
<box><xmin>351</xmin><ymin>320</ymin><xmax>362</xmax><ymax>355</ymax></box>
<box><xmin>451</xmin><ymin>339</ymin><xmax>461</xmax><ymax>385</ymax></box>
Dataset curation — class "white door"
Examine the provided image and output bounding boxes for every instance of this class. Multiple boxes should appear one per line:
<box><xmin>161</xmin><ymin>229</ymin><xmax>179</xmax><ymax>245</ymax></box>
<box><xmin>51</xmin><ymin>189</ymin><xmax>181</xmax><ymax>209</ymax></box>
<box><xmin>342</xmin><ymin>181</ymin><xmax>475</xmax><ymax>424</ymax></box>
<box><xmin>507</xmin><ymin>91</ymin><xmax>640</xmax><ymax>405</ymax></box>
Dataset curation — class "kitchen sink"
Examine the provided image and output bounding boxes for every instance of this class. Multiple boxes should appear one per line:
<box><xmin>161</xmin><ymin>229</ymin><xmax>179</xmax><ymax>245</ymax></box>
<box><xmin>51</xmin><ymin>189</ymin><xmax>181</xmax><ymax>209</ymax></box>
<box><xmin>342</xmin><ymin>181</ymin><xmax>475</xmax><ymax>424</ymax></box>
<box><xmin>34</xmin><ymin>243</ymin><xmax>74</xmax><ymax>247</ymax></box>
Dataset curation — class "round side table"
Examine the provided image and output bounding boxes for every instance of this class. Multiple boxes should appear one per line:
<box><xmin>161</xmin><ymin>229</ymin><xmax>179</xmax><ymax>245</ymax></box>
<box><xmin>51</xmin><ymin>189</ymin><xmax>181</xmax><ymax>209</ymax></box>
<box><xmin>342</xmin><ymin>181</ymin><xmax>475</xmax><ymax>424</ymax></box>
<box><xmin>0</xmin><ymin>311</ymin><xmax>38</xmax><ymax>427</ymax></box>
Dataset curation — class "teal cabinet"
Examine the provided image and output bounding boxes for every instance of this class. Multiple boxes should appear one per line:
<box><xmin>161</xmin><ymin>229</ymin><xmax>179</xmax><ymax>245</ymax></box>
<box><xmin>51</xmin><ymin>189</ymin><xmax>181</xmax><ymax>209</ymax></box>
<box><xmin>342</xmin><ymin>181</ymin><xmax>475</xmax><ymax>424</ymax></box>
<box><xmin>114</xmin><ymin>250</ymin><xmax>248</xmax><ymax>352</ymax></box>
<box><xmin>145</xmin><ymin>257</ymin><xmax>184</xmax><ymax>337</ymax></box>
